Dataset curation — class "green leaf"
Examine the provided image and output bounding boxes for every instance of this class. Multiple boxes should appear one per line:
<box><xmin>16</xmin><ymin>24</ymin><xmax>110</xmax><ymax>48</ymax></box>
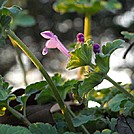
<box><xmin>107</xmin><ymin>118</ymin><xmax>117</xmax><ymax>131</ymax></box>
<box><xmin>102</xmin><ymin>0</ymin><xmax>122</xmax><ymax>13</ymax></box>
<box><xmin>11</xmin><ymin>10</ymin><xmax>36</xmax><ymax>29</ymax></box>
<box><xmin>35</xmin><ymin>89</ymin><xmax>54</xmax><ymax>104</ymax></box>
<box><xmin>95</xmin><ymin>54</ymin><xmax>110</xmax><ymax>74</ymax></box>
<box><xmin>72</xmin><ymin>114</ymin><xmax>100</xmax><ymax>127</ymax></box>
<box><xmin>67</xmin><ymin>44</ymin><xmax>92</xmax><ymax>70</ymax></box>
<box><xmin>0</xmin><ymin>76</ymin><xmax>15</xmax><ymax>115</ymax></box>
<box><xmin>0</xmin><ymin>124</ymin><xmax>31</xmax><ymax>134</ymax></box>
<box><xmin>64</xmin><ymin>132</ymin><xmax>77</xmax><ymax>134</ymax></box>
<box><xmin>101</xmin><ymin>129</ymin><xmax>112</xmax><ymax>134</ymax></box>
<box><xmin>26</xmin><ymin>81</ymin><xmax>47</xmax><ymax>95</ymax></box>
<box><xmin>6</xmin><ymin>5</ymin><xmax>22</xmax><ymax>14</ymax></box>
<box><xmin>17</xmin><ymin>95</ymin><xmax>29</xmax><ymax>105</ymax></box>
<box><xmin>29</xmin><ymin>123</ymin><xmax>58</xmax><ymax>134</ymax></box>
<box><xmin>108</xmin><ymin>93</ymin><xmax>128</xmax><ymax>112</ymax></box>
<box><xmin>53</xmin><ymin>0</ymin><xmax>103</xmax><ymax>14</ymax></box>
<box><xmin>121</xmin><ymin>31</ymin><xmax>134</xmax><ymax>40</ymax></box>
<box><xmin>53</xmin><ymin>0</ymin><xmax>121</xmax><ymax>14</ymax></box>
<box><xmin>0</xmin><ymin>75</ymin><xmax>14</xmax><ymax>104</ymax></box>
<box><xmin>102</xmin><ymin>39</ymin><xmax>124</xmax><ymax>55</ymax></box>
<box><xmin>78</xmin><ymin>72</ymin><xmax>104</xmax><ymax>97</ymax></box>
<box><xmin>36</xmin><ymin>79</ymin><xmax>78</xmax><ymax>104</ymax></box>
<box><xmin>123</xmin><ymin>100</ymin><xmax>134</xmax><ymax>116</ymax></box>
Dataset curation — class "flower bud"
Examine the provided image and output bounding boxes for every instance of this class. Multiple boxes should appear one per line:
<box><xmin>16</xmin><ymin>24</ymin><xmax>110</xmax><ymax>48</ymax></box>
<box><xmin>77</xmin><ymin>33</ymin><xmax>84</xmax><ymax>43</ymax></box>
<box><xmin>93</xmin><ymin>43</ymin><xmax>100</xmax><ymax>54</ymax></box>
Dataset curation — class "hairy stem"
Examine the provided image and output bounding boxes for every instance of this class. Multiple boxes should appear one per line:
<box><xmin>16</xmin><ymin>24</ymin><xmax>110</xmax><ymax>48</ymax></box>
<box><xmin>6</xmin><ymin>104</ymin><xmax>31</xmax><ymax>126</ymax></box>
<box><xmin>105</xmin><ymin>75</ymin><xmax>134</xmax><ymax>101</ymax></box>
<box><xmin>6</xmin><ymin>29</ymin><xmax>75</xmax><ymax>132</ymax></box>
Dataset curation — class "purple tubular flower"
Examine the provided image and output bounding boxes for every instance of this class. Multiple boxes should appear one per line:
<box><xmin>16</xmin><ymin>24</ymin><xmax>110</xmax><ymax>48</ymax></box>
<box><xmin>93</xmin><ymin>43</ymin><xmax>101</xmax><ymax>54</ymax></box>
<box><xmin>77</xmin><ymin>33</ymin><xmax>84</xmax><ymax>43</ymax></box>
<box><xmin>40</xmin><ymin>31</ymin><xmax>71</xmax><ymax>57</ymax></box>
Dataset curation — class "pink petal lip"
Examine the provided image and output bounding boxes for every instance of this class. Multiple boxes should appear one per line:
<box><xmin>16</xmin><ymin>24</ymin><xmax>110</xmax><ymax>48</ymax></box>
<box><xmin>40</xmin><ymin>31</ymin><xmax>55</xmax><ymax>39</ymax></box>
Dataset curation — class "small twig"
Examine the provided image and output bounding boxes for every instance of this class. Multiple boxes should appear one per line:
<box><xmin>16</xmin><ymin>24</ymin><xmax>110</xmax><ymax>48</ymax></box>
<box><xmin>123</xmin><ymin>42</ymin><xmax>134</xmax><ymax>59</ymax></box>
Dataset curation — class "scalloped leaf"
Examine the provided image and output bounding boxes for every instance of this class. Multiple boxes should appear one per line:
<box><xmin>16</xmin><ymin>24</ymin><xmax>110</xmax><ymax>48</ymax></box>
<box><xmin>107</xmin><ymin>93</ymin><xmax>128</xmax><ymax>112</ymax></box>
<box><xmin>29</xmin><ymin>123</ymin><xmax>58</xmax><ymax>134</ymax></box>
<box><xmin>67</xmin><ymin>44</ymin><xmax>92</xmax><ymax>70</ymax></box>
<box><xmin>102</xmin><ymin>39</ymin><xmax>124</xmax><ymax>55</ymax></box>
<box><xmin>0</xmin><ymin>124</ymin><xmax>31</xmax><ymax>134</ymax></box>
<box><xmin>53</xmin><ymin>0</ymin><xmax>103</xmax><ymax>14</ymax></box>
<box><xmin>53</xmin><ymin>0</ymin><xmax>121</xmax><ymax>14</ymax></box>
<box><xmin>121</xmin><ymin>31</ymin><xmax>134</xmax><ymax>40</ymax></box>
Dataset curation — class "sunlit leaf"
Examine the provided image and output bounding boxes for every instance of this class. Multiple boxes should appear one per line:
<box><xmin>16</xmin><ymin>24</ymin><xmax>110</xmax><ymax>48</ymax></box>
<box><xmin>53</xmin><ymin>0</ymin><xmax>103</xmax><ymax>14</ymax></box>
<box><xmin>102</xmin><ymin>39</ymin><xmax>124</xmax><ymax>55</ymax></box>
<box><xmin>121</xmin><ymin>31</ymin><xmax>134</xmax><ymax>40</ymax></box>
<box><xmin>53</xmin><ymin>0</ymin><xmax>121</xmax><ymax>14</ymax></box>
<box><xmin>67</xmin><ymin>44</ymin><xmax>92</xmax><ymax>70</ymax></box>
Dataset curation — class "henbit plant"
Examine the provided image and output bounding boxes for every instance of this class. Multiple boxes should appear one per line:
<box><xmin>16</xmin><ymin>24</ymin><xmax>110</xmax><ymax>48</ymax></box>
<box><xmin>0</xmin><ymin>0</ymin><xmax>133</xmax><ymax>134</ymax></box>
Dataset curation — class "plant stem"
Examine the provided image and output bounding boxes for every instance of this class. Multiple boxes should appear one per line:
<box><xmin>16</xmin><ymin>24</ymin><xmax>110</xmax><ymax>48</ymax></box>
<box><xmin>9</xmin><ymin>36</ymin><xmax>28</xmax><ymax>86</ymax></box>
<box><xmin>78</xmin><ymin>13</ymin><xmax>91</xmax><ymax>79</ymax></box>
<box><xmin>16</xmin><ymin>47</ymin><xmax>28</xmax><ymax>86</ymax></box>
<box><xmin>84</xmin><ymin>13</ymin><xmax>91</xmax><ymax>40</ymax></box>
<box><xmin>84</xmin><ymin>13</ymin><xmax>91</xmax><ymax>73</ymax></box>
<box><xmin>6</xmin><ymin>29</ymin><xmax>75</xmax><ymax>132</ymax></box>
<box><xmin>6</xmin><ymin>104</ymin><xmax>31</xmax><ymax>126</ymax></box>
<box><xmin>105</xmin><ymin>75</ymin><xmax>134</xmax><ymax>101</ymax></box>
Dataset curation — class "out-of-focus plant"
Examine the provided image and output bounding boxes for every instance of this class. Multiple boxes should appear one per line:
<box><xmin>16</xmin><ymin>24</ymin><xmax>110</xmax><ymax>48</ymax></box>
<box><xmin>0</xmin><ymin>0</ymin><xmax>133</xmax><ymax>134</ymax></box>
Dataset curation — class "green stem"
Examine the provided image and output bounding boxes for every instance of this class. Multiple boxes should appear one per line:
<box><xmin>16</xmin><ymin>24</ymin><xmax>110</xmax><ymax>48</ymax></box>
<box><xmin>6</xmin><ymin>29</ymin><xmax>75</xmax><ymax>132</ymax></box>
<box><xmin>84</xmin><ymin>13</ymin><xmax>91</xmax><ymax>75</ymax></box>
<box><xmin>78</xmin><ymin>14</ymin><xmax>91</xmax><ymax>79</ymax></box>
<box><xmin>9</xmin><ymin>36</ymin><xmax>28</xmax><ymax>86</ymax></box>
<box><xmin>105</xmin><ymin>75</ymin><xmax>134</xmax><ymax>101</ymax></box>
<box><xmin>6</xmin><ymin>104</ymin><xmax>31</xmax><ymax>126</ymax></box>
<box><xmin>16</xmin><ymin>47</ymin><xmax>28</xmax><ymax>86</ymax></box>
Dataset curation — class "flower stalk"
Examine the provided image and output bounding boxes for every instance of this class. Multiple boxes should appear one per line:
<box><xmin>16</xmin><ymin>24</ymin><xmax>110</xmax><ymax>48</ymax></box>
<box><xmin>105</xmin><ymin>75</ymin><xmax>134</xmax><ymax>101</ymax></box>
<box><xmin>6</xmin><ymin>104</ymin><xmax>31</xmax><ymax>126</ymax></box>
<box><xmin>6</xmin><ymin>29</ymin><xmax>75</xmax><ymax>132</ymax></box>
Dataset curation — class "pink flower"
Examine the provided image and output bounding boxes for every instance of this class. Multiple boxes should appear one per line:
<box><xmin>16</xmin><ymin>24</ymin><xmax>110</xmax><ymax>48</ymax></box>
<box><xmin>40</xmin><ymin>31</ymin><xmax>71</xmax><ymax>57</ymax></box>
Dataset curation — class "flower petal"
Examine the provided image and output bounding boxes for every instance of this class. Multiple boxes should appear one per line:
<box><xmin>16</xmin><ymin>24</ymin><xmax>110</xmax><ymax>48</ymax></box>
<box><xmin>40</xmin><ymin>31</ymin><xmax>55</xmax><ymax>39</ymax></box>
<box><xmin>42</xmin><ymin>47</ymin><xmax>48</xmax><ymax>55</ymax></box>
<box><xmin>45</xmin><ymin>39</ymin><xmax>57</xmax><ymax>48</ymax></box>
<box><xmin>56</xmin><ymin>39</ymin><xmax>71</xmax><ymax>57</ymax></box>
